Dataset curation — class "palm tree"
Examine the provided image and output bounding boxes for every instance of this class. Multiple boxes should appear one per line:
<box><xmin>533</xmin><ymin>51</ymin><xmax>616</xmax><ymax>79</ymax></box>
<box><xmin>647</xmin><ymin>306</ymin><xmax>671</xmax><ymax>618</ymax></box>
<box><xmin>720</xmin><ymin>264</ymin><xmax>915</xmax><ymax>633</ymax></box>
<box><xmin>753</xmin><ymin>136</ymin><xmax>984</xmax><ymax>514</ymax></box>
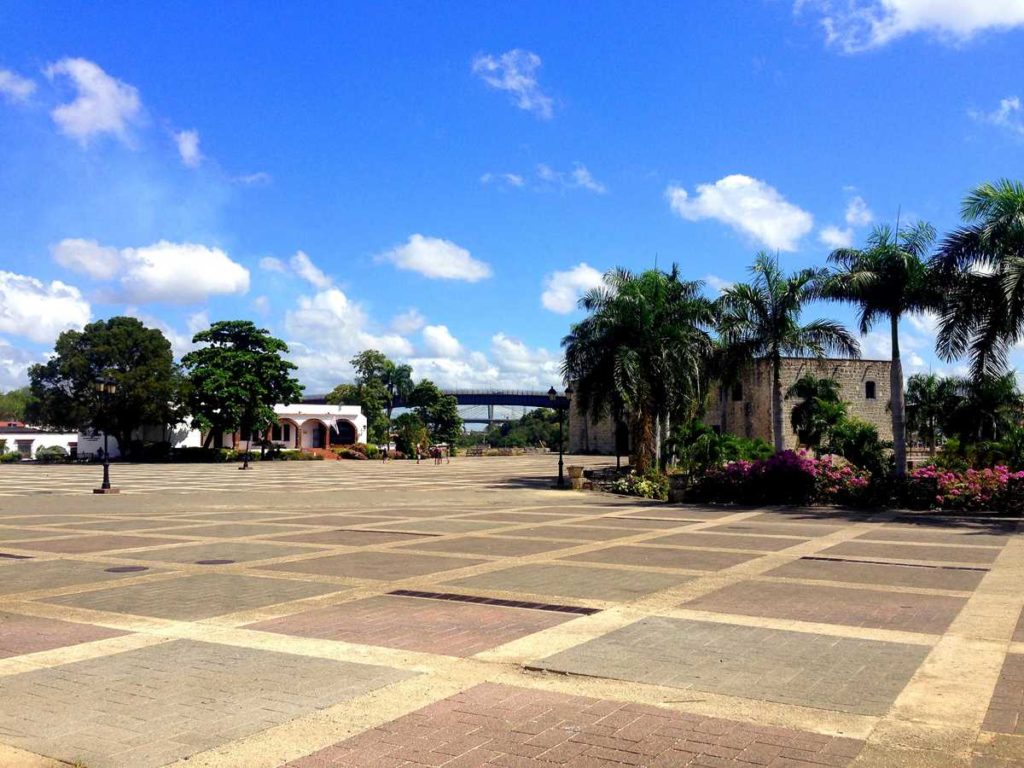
<box><xmin>933</xmin><ymin>180</ymin><xmax>1024</xmax><ymax>379</ymax></box>
<box><xmin>905</xmin><ymin>373</ymin><xmax>946</xmax><ymax>457</ymax></box>
<box><xmin>942</xmin><ymin>372</ymin><xmax>1024</xmax><ymax>443</ymax></box>
<box><xmin>787</xmin><ymin>374</ymin><xmax>847</xmax><ymax>450</ymax></box>
<box><xmin>717</xmin><ymin>252</ymin><xmax>860</xmax><ymax>452</ymax></box>
<box><xmin>823</xmin><ymin>221</ymin><xmax>938</xmax><ymax>476</ymax></box>
<box><xmin>562</xmin><ymin>266</ymin><xmax>716</xmax><ymax>474</ymax></box>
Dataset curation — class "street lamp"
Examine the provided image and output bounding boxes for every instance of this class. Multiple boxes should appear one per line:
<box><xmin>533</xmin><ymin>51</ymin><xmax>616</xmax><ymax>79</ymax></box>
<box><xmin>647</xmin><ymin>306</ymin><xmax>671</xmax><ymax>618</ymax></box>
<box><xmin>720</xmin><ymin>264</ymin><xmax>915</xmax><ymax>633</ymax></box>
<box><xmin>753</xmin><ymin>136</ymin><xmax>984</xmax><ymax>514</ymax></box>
<box><xmin>92</xmin><ymin>378</ymin><xmax>119</xmax><ymax>495</ymax></box>
<box><xmin>549</xmin><ymin>384</ymin><xmax>574</xmax><ymax>488</ymax></box>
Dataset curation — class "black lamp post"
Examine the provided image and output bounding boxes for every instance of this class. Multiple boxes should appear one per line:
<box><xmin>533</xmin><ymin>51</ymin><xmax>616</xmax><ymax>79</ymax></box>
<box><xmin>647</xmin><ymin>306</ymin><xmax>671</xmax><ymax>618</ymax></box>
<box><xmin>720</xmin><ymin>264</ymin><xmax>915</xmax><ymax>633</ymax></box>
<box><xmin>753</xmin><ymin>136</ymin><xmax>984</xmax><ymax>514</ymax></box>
<box><xmin>92</xmin><ymin>378</ymin><xmax>119</xmax><ymax>495</ymax></box>
<box><xmin>549</xmin><ymin>384</ymin><xmax>574</xmax><ymax>488</ymax></box>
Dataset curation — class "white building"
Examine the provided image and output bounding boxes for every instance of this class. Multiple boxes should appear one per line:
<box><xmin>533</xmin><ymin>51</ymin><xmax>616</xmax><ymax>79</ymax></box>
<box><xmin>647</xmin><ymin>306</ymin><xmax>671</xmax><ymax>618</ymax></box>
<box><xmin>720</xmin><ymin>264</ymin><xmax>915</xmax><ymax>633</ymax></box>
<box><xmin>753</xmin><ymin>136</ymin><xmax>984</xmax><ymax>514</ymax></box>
<box><xmin>0</xmin><ymin>426</ymin><xmax>79</xmax><ymax>459</ymax></box>
<box><xmin>224</xmin><ymin>403</ymin><xmax>367</xmax><ymax>451</ymax></box>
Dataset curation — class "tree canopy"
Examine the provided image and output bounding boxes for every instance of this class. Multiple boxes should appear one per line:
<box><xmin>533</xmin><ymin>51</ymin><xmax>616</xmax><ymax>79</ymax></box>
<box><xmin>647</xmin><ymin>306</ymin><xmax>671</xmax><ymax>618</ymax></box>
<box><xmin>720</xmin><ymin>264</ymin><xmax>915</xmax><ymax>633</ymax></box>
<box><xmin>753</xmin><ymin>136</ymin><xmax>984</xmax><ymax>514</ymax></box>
<box><xmin>787</xmin><ymin>374</ymin><xmax>847</xmax><ymax>449</ymax></box>
<box><xmin>26</xmin><ymin>317</ymin><xmax>182</xmax><ymax>456</ymax></box>
<box><xmin>0</xmin><ymin>387</ymin><xmax>31</xmax><ymax>422</ymax></box>
<box><xmin>181</xmin><ymin>320</ymin><xmax>303</xmax><ymax>448</ymax></box>
<box><xmin>408</xmin><ymin>379</ymin><xmax>462</xmax><ymax>447</ymax></box>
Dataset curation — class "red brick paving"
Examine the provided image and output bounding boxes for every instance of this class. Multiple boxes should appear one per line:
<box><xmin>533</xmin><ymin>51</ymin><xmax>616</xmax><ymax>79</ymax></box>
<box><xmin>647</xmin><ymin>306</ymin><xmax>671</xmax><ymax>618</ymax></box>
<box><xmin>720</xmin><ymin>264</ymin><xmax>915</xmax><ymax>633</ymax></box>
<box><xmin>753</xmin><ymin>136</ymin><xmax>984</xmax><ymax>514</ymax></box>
<box><xmin>285</xmin><ymin>682</ymin><xmax>864</xmax><ymax>767</ymax></box>
<box><xmin>247</xmin><ymin>595</ymin><xmax>573</xmax><ymax>656</ymax></box>
<box><xmin>0</xmin><ymin>611</ymin><xmax>125</xmax><ymax>658</ymax></box>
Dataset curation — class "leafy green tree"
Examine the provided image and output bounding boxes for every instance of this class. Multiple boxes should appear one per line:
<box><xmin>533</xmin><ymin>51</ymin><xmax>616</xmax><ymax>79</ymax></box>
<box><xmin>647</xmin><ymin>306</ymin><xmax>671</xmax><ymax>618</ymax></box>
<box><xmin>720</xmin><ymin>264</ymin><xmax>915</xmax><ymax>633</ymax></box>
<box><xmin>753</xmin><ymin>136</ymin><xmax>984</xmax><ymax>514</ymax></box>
<box><xmin>823</xmin><ymin>221</ymin><xmax>938</xmax><ymax>476</ymax></box>
<box><xmin>407</xmin><ymin>379</ymin><xmax>462</xmax><ymax>448</ymax></box>
<box><xmin>563</xmin><ymin>266</ymin><xmax>716</xmax><ymax>473</ymax></box>
<box><xmin>26</xmin><ymin>317</ymin><xmax>182</xmax><ymax>457</ymax></box>
<box><xmin>351</xmin><ymin>350</ymin><xmax>414</xmax><ymax>420</ymax></box>
<box><xmin>787</xmin><ymin>374</ymin><xmax>847</xmax><ymax>450</ymax></box>
<box><xmin>464</xmin><ymin>408</ymin><xmax>563</xmax><ymax>449</ymax></box>
<box><xmin>392</xmin><ymin>412</ymin><xmax>428</xmax><ymax>455</ymax></box>
<box><xmin>181</xmin><ymin>321</ymin><xmax>303</xmax><ymax>451</ymax></box>
<box><xmin>0</xmin><ymin>387</ymin><xmax>31</xmax><ymax>421</ymax></box>
<box><xmin>934</xmin><ymin>180</ymin><xmax>1024</xmax><ymax>379</ymax></box>
<box><xmin>718</xmin><ymin>252</ymin><xmax>860</xmax><ymax>453</ymax></box>
<box><xmin>940</xmin><ymin>372</ymin><xmax>1023</xmax><ymax>443</ymax></box>
<box><xmin>825</xmin><ymin>417</ymin><xmax>891</xmax><ymax>477</ymax></box>
<box><xmin>326</xmin><ymin>380</ymin><xmax>388</xmax><ymax>443</ymax></box>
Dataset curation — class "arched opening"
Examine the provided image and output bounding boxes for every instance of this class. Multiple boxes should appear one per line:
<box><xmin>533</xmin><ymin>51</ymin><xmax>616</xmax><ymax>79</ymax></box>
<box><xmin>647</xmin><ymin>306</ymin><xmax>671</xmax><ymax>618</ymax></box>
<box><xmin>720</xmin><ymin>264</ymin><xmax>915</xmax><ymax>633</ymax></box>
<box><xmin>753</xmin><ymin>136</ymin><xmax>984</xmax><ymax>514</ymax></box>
<box><xmin>330</xmin><ymin>419</ymin><xmax>357</xmax><ymax>445</ymax></box>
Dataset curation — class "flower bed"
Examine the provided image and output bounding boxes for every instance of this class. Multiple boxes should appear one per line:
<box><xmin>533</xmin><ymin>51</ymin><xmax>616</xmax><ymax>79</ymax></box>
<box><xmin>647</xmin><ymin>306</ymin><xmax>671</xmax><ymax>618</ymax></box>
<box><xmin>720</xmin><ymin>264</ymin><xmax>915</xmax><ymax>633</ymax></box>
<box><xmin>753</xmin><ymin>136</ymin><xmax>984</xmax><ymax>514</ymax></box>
<box><xmin>907</xmin><ymin>465</ymin><xmax>1024</xmax><ymax>512</ymax></box>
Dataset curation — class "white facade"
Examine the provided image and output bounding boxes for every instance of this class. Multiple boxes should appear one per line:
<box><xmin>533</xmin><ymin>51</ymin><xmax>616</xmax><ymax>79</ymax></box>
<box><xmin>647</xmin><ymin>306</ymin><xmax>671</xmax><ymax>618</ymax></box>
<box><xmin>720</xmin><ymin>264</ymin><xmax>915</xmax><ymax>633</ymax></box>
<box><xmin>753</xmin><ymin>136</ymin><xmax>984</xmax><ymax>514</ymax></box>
<box><xmin>0</xmin><ymin>429</ymin><xmax>79</xmax><ymax>459</ymax></box>
<box><xmin>266</xmin><ymin>403</ymin><xmax>367</xmax><ymax>449</ymax></box>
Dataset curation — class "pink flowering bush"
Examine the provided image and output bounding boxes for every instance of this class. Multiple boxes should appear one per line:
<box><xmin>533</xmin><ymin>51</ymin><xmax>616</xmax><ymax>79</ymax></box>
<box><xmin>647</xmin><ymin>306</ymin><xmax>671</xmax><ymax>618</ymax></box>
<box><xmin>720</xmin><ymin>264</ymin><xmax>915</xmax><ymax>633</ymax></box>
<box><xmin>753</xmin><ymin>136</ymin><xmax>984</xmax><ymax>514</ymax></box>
<box><xmin>907</xmin><ymin>465</ymin><xmax>1024</xmax><ymax>512</ymax></box>
<box><xmin>694</xmin><ymin>449</ymin><xmax>871</xmax><ymax>506</ymax></box>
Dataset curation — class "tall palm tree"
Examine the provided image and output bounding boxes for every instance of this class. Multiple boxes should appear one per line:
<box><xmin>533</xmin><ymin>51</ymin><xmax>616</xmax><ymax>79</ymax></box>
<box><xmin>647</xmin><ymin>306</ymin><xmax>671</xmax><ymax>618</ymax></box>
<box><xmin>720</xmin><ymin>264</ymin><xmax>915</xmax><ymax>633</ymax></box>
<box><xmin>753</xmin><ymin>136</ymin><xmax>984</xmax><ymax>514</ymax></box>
<box><xmin>562</xmin><ymin>266</ymin><xmax>716</xmax><ymax>474</ymax></box>
<box><xmin>787</xmin><ymin>374</ymin><xmax>847</xmax><ymax>450</ymax></box>
<box><xmin>905</xmin><ymin>373</ymin><xmax>946</xmax><ymax>457</ymax></box>
<box><xmin>823</xmin><ymin>221</ymin><xmax>938</xmax><ymax>476</ymax></box>
<box><xmin>933</xmin><ymin>180</ymin><xmax>1024</xmax><ymax>379</ymax></box>
<box><xmin>942</xmin><ymin>372</ymin><xmax>1024</xmax><ymax>443</ymax></box>
<box><xmin>717</xmin><ymin>252</ymin><xmax>860</xmax><ymax>452</ymax></box>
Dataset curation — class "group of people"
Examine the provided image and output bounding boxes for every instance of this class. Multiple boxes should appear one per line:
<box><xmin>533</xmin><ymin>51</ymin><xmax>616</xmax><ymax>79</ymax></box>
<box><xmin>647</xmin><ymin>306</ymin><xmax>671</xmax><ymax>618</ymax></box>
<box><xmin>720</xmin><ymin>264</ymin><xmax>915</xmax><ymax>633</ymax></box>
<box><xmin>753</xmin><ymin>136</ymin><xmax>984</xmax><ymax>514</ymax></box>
<box><xmin>378</xmin><ymin>444</ymin><xmax>450</xmax><ymax>464</ymax></box>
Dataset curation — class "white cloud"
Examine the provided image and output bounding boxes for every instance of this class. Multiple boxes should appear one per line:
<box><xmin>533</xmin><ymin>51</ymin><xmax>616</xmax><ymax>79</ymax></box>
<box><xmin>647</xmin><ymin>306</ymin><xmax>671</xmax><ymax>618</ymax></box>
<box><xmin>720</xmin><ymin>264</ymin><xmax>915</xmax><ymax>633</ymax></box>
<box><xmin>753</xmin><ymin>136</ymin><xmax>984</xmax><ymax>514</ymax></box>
<box><xmin>908</xmin><ymin>310</ymin><xmax>940</xmax><ymax>337</ymax></box>
<box><xmin>796</xmin><ymin>0</ymin><xmax>1024</xmax><ymax>52</ymax></box>
<box><xmin>375</xmin><ymin>234</ymin><xmax>492</xmax><ymax>282</ymax></box>
<box><xmin>480</xmin><ymin>172</ymin><xmax>525</xmax><ymax>187</ymax></box>
<box><xmin>251</xmin><ymin>295</ymin><xmax>270</xmax><ymax>316</ymax></box>
<box><xmin>0</xmin><ymin>69</ymin><xmax>35</xmax><ymax>103</ymax></box>
<box><xmin>536</xmin><ymin>163</ymin><xmax>607</xmax><ymax>194</ymax></box>
<box><xmin>119</xmin><ymin>241</ymin><xmax>249</xmax><ymax>304</ymax></box>
<box><xmin>391</xmin><ymin>308</ymin><xmax>426</xmax><ymax>334</ymax></box>
<box><xmin>405</xmin><ymin>332</ymin><xmax>563</xmax><ymax>390</ymax></box>
<box><xmin>173</xmin><ymin>129</ymin><xmax>202</xmax><ymax>167</ymax></box>
<box><xmin>666</xmin><ymin>174</ymin><xmax>814</xmax><ymax>251</ymax></box>
<box><xmin>289</xmin><ymin>251</ymin><xmax>332</xmax><ymax>289</ymax></box>
<box><xmin>422</xmin><ymin>325</ymin><xmax>463</xmax><ymax>358</ymax></box>
<box><xmin>704</xmin><ymin>274</ymin><xmax>734</xmax><ymax>294</ymax></box>
<box><xmin>541</xmin><ymin>263</ymin><xmax>604</xmax><ymax>313</ymax></box>
<box><xmin>50</xmin><ymin>238</ymin><xmax>122</xmax><ymax>280</ymax></box>
<box><xmin>472</xmin><ymin>49</ymin><xmax>554</xmax><ymax>119</ymax></box>
<box><xmin>819</xmin><ymin>225</ymin><xmax>855</xmax><ymax>249</ymax></box>
<box><xmin>0</xmin><ymin>271</ymin><xmax>90</xmax><ymax>344</ymax></box>
<box><xmin>845</xmin><ymin>195</ymin><xmax>874</xmax><ymax>226</ymax></box>
<box><xmin>0</xmin><ymin>337</ymin><xmax>38</xmax><ymax>389</ymax></box>
<box><xmin>44</xmin><ymin>58</ymin><xmax>141</xmax><ymax>144</ymax></box>
<box><xmin>970</xmin><ymin>96</ymin><xmax>1024</xmax><ymax>138</ymax></box>
<box><xmin>259</xmin><ymin>256</ymin><xmax>287</xmax><ymax>273</ymax></box>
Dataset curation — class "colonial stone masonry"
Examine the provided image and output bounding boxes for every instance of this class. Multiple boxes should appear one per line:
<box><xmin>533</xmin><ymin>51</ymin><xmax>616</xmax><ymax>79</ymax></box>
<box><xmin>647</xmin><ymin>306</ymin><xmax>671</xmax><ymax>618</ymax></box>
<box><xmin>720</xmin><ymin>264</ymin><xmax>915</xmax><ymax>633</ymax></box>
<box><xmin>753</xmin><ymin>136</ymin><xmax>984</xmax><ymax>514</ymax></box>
<box><xmin>568</xmin><ymin>357</ymin><xmax>894</xmax><ymax>454</ymax></box>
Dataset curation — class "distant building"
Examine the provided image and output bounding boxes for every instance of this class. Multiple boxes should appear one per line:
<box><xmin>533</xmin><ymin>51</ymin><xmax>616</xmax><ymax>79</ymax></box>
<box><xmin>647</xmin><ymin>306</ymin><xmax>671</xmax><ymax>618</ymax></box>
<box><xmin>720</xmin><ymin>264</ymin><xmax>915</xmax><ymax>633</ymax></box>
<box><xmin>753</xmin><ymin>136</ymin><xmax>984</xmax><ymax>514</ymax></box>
<box><xmin>568</xmin><ymin>357</ymin><xmax>894</xmax><ymax>454</ymax></box>
<box><xmin>0</xmin><ymin>426</ymin><xmax>79</xmax><ymax>460</ymax></box>
<box><xmin>221</xmin><ymin>403</ymin><xmax>367</xmax><ymax>451</ymax></box>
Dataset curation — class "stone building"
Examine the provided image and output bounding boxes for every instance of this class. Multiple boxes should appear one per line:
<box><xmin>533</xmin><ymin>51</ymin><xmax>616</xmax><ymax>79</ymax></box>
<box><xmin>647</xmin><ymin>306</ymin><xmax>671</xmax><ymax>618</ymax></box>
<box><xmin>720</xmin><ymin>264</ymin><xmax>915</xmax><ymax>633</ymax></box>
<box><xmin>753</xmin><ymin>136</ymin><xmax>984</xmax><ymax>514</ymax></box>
<box><xmin>568</xmin><ymin>357</ymin><xmax>893</xmax><ymax>454</ymax></box>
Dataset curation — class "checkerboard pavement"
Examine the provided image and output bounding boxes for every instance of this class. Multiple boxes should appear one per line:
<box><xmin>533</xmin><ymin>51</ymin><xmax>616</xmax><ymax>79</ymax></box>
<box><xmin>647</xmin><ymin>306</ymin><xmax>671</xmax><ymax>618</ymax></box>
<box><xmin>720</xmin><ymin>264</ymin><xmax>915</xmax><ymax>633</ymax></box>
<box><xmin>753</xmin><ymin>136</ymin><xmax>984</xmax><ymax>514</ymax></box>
<box><xmin>0</xmin><ymin>455</ymin><xmax>1020</xmax><ymax>767</ymax></box>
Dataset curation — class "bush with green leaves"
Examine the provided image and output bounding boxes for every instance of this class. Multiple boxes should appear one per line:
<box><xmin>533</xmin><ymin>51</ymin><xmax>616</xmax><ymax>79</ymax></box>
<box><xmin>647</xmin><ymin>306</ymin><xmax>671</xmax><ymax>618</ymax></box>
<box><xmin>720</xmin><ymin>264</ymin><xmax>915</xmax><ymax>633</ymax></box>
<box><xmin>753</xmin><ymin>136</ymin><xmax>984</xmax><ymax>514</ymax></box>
<box><xmin>0</xmin><ymin>451</ymin><xmax>20</xmax><ymax>463</ymax></box>
<box><xmin>825</xmin><ymin>417</ymin><xmax>891</xmax><ymax>477</ymax></box>
<box><xmin>609</xmin><ymin>469</ymin><xmax>669</xmax><ymax>500</ymax></box>
<box><xmin>35</xmin><ymin>444</ymin><xmax>68</xmax><ymax>464</ymax></box>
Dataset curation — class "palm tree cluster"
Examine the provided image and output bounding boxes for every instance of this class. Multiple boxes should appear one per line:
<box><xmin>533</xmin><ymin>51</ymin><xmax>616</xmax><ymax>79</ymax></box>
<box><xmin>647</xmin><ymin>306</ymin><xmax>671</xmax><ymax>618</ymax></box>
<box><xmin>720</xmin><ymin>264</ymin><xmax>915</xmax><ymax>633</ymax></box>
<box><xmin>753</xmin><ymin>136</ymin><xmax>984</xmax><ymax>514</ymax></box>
<box><xmin>563</xmin><ymin>179</ymin><xmax>1024</xmax><ymax>478</ymax></box>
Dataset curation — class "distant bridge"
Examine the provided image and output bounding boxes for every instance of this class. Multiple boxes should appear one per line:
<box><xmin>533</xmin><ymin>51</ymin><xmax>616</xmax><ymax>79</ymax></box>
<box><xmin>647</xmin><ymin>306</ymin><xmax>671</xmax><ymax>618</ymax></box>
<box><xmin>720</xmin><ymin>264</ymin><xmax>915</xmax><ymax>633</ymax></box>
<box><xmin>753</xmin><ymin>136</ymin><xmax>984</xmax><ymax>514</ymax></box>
<box><xmin>302</xmin><ymin>389</ymin><xmax>570</xmax><ymax>425</ymax></box>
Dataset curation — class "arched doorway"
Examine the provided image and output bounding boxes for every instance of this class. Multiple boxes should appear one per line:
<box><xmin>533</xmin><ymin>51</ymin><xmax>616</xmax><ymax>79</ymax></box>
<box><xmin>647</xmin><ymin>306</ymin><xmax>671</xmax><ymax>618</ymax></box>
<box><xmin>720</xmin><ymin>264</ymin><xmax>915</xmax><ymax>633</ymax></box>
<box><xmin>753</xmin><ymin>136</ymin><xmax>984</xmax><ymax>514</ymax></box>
<box><xmin>330</xmin><ymin>419</ymin><xmax>357</xmax><ymax>445</ymax></box>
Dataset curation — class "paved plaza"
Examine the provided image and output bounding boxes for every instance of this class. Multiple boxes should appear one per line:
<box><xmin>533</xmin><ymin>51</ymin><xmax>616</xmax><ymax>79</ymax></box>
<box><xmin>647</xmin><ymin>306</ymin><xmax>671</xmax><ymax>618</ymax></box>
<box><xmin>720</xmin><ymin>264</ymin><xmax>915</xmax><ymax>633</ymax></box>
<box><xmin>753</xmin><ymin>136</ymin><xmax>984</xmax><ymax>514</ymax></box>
<box><xmin>0</xmin><ymin>457</ymin><xmax>1021</xmax><ymax>766</ymax></box>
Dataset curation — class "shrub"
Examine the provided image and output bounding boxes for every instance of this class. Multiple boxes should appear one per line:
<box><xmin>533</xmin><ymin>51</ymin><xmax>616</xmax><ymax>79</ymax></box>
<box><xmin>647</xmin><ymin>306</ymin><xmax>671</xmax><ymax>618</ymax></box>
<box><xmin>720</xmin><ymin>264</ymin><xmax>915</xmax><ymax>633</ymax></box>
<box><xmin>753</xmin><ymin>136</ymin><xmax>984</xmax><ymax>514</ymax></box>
<box><xmin>906</xmin><ymin>464</ymin><xmax>1024</xmax><ymax>513</ymax></box>
<box><xmin>35</xmin><ymin>444</ymin><xmax>68</xmax><ymax>464</ymax></box>
<box><xmin>337</xmin><ymin>447</ymin><xmax>368</xmax><ymax>460</ymax></box>
<box><xmin>610</xmin><ymin>470</ymin><xmax>669</xmax><ymax>500</ymax></box>
<box><xmin>278</xmin><ymin>449</ymin><xmax>323</xmax><ymax>461</ymax></box>
<box><xmin>0</xmin><ymin>451</ymin><xmax>21</xmax><ymax>463</ymax></box>
<box><xmin>825</xmin><ymin>418</ymin><xmax>890</xmax><ymax>477</ymax></box>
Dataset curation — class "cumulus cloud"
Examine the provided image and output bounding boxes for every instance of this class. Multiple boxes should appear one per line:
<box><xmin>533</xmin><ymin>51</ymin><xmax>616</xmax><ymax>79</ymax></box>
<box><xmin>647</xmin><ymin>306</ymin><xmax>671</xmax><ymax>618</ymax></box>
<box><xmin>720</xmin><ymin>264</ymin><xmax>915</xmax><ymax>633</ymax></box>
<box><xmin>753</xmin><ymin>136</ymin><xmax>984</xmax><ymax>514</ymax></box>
<box><xmin>0</xmin><ymin>271</ymin><xmax>90</xmax><ymax>344</ymax></box>
<box><xmin>251</xmin><ymin>295</ymin><xmax>270</xmax><ymax>315</ymax></box>
<box><xmin>391</xmin><ymin>308</ymin><xmax>426</xmax><ymax>335</ymax></box>
<box><xmin>703</xmin><ymin>274</ymin><xmax>734</xmax><ymax>294</ymax></box>
<box><xmin>44</xmin><ymin>58</ymin><xmax>141</xmax><ymax>144</ymax></box>
<box><xmin>0</xmin><ymin>337</ymin><xmax>38</xmax><ymax>389</ymax></box>
<box><xmin>541</xmin><ymin>263</ymin><xmax>604</xmax><ymax>313</ymax></box>
<box><xmin>50</xmin><ymin>238</ymin><xmax>122</xmax><ymax>280</ymax></box>
<box><xmin>52</xmin><ymin>238</ymin><xmax>249</xmax><ymax>304</ymax></box>
<box><xmin>819</xmin><ymin>225</ymin><xmax>854</xmax><ymax>249</ymax></box>
<box><xmin>472</xmin><ymin>49</ymin><xmax>554</xmax><ymax>119</ymax></box>
<box><xmin>422</xmin><ymin>325</ymin><xmax>463</xmax><ymax>358</ymax></box>
<box><xmin>796</xmin><ymin>0</ymin><xmax>1024</xmax><ymax>52</ymax></box>
<box><xmin>289</xmin><ymin>251</ymin><xmax>332</xmax><ymax>289</ymax></box>
<box><xmin>405</xmin><ymin>332</ymin><xmax>563</xmax><ymax>390</ymax></box>
<box><xmin>845</xmin><ymin>195</ymin><xmax>874</xmax><ymax>226</ymax></box>
<box><xmin>0</xmin><ymin>68</ymin><xmax>35</xmax><ymax>103</ymax></box>
<box><xmin>375</xmin><ymin>234</ymin><xmax>492</xmax><ymax>282</ymax></box>
<box><xmin>666</xmin><ymin>174</ymin><xmax>813</xmax><ymax>251</ymax></box>
<box><xmin>537</xmin><ymin>163</ymin><xmax>607</xmax><ymax>194</ymax></box>
<box><xmin>480</xmin><ymin>172</ymin><xmax>525</xmax><ymax>187</ymax></box>
<box><xmin>970</xmin><ymin>96</ymin><xmax>1024</xmax><ymax>138</ymax></box>
<box><xmin>173</xmin><ymin>129</ymin><xmax>202</xmax><ymax>167</ymax></box>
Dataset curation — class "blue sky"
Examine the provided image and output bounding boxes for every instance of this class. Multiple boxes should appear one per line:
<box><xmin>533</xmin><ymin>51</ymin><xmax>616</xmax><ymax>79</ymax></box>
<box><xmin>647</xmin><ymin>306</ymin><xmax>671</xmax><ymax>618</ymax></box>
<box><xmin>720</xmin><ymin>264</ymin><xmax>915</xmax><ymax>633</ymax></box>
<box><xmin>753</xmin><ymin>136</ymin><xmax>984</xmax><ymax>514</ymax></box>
<box><xmin>1</xmin><ymin>1</ymin><xmax>1024</xmax><ymax>393</ymax></box>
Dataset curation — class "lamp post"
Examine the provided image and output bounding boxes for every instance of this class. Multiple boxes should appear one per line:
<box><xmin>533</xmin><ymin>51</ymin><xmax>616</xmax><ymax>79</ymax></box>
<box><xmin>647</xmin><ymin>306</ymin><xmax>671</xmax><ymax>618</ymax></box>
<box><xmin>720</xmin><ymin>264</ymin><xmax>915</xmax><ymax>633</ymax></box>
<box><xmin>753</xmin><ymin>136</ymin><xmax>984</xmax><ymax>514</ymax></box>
<box><xmin>549</xmin><ymin>384</ymin><xmax>573</xmax><ymax>488</ymax></box>
<box><xmin>92</xmin><ymin>378</ymin><xmax>119</xmax><ymax>495</ymax></box>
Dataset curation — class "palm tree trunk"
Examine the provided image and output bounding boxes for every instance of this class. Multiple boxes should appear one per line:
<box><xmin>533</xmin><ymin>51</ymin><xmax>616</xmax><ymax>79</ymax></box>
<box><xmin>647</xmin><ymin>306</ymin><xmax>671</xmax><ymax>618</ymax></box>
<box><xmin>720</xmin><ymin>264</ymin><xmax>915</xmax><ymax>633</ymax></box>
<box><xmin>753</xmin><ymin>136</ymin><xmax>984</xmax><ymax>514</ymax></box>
<box><xmin>633</xmin><ymin>410</ymin><xmax>655</xmax><ymax>474</ymax></box>
<box><xmin>891</xmin><ymin>314</ymin><xmax>907</xmax><ymax>477</ymax></box>
<box><xmin>772</xmin><ymin>356</ymin><xmax>784</xmax><ymax>452</ymax></box>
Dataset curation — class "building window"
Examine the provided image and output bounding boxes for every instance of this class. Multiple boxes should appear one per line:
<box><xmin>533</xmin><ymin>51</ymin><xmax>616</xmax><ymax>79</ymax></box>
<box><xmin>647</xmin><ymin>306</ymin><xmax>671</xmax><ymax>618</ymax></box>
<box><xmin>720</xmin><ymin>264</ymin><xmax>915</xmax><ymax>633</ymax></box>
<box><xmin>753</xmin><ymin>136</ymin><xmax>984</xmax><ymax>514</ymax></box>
<box><xmin>731</xmin><ymin>383</ymin><xmax>743</xmax><ymax>402</ymax></box>
<box><xmin>283</xmin><ymin>424</ymin><xmax>291</xmax><ymax>441</ymax></box>
<box><xmin>865</xmin><ymin>381</ymin><xmax>876</xmax><ymax>400</ymax></box>
<box><xmin>271</xmin><ymin>424</ymin><xmax>282</xmax><ymax>441</ymax></box>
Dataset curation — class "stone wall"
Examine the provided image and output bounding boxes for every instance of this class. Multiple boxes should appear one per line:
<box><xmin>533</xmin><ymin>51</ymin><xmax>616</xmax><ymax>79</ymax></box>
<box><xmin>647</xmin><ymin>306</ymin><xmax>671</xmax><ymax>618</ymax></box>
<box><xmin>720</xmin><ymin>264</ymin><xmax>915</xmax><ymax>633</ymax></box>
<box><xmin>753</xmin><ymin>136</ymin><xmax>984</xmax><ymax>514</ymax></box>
<box><xmin>569</xmin><ymin>357</ymin><xmax>893</xmax><ymax>454</ymax></box>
